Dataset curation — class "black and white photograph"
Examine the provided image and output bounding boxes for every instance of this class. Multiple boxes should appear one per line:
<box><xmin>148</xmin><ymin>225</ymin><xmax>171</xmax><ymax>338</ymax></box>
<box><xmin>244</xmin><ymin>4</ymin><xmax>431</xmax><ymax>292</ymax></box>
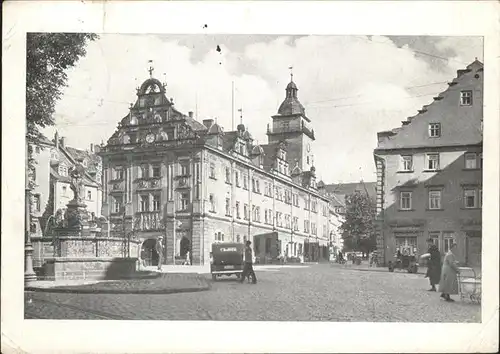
<box><xmin>2</xmin><ymin>1</ymin><xmax>499</xmax><ymax>353</ymax></box>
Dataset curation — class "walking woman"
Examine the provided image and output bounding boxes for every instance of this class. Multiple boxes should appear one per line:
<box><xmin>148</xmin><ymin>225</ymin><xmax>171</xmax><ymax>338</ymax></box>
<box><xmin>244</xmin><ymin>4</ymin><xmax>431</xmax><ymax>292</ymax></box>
<box><xmin>439</xmin><ymin>243</ymin><xmax>460</xmax><ymax>302</ymax></box>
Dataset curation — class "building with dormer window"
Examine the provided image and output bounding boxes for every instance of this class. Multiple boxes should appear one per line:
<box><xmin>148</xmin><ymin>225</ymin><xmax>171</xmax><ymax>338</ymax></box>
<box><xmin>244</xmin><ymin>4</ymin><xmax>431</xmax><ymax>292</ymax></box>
<box><xmin>99</xmin><ymin>69</ymin><xmax>331</xmax><ymax>266</ymax></box>
<box><xmin>373</xmin><ymin>60</ymin><xmax>483</xmax><ymax>268</ymax></box>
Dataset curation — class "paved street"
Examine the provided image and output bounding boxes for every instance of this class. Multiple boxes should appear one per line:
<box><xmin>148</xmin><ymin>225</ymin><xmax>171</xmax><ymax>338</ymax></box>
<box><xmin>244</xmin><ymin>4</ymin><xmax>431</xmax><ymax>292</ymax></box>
<box><xmin>25</xmin><ymin>264</ymin><xmax>480</xmax><ymax>322</ymax></box>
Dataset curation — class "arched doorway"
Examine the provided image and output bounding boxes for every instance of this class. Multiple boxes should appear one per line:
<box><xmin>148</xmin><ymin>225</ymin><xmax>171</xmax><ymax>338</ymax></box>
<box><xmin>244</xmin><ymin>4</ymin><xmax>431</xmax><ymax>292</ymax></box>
<box><xmin>141</xmin><ymin>238</ymin><xmax>160</xmax><ymax>266</ymax></box>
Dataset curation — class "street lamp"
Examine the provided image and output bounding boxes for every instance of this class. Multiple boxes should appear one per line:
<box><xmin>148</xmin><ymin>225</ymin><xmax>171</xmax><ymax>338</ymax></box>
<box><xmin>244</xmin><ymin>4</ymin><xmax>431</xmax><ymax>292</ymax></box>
<box><xmin>25</xmin><ymin>142</ymin><xmax>37</xmax><ymax>284</ymax></box>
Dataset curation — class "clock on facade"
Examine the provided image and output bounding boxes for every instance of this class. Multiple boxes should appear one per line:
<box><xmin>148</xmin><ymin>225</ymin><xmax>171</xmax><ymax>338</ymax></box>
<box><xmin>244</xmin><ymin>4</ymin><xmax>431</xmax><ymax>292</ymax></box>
<box><xmin>145</xmin><ymin>133</ymin><xmax>155</xmax><ymax>143</ymax></box>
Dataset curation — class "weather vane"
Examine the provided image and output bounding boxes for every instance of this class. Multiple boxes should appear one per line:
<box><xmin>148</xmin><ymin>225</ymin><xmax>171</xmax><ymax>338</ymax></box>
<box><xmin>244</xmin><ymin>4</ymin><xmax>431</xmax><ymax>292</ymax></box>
<box><xmin>288</xmin><ymin>66</ymin><xmax>294</xmax><ymax>81</ymax></box>
<box><xmin>148</xmin><ymin>60</ymin><xmax>154</xmax><ymax>77</ymax></box>
<box><xmin>238</xmin><ymin>108</ymin><xmax>243</xmax><ymax>124</ymax></box>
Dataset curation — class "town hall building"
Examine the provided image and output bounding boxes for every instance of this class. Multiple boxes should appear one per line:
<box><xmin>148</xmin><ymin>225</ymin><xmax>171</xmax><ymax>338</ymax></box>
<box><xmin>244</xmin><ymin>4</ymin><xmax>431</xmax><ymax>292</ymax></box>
<box><xmin>99</xmin><ymin>68</ymin><xmax>330</xmax><ymax>266</ymax></box>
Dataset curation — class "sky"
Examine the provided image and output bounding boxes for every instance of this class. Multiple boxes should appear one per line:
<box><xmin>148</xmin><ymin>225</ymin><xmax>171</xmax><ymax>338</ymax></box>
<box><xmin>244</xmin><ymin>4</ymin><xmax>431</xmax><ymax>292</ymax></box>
<box><xmin>45</xmin><ymin>34</ymin><xmax>483</xmax><ymax>184</ymax></box>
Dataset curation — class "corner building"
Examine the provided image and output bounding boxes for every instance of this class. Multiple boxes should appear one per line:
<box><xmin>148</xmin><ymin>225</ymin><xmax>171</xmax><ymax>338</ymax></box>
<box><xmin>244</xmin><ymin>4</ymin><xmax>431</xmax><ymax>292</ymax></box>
<box><xmin>100</xmin><ymin>73</ymin><xmax>330</xmax><ymax>266</ymax></box>
<box><xmin>373</xmin><ymin>60</ymin><xmax>483</xmax><ymax>268</ymax></box>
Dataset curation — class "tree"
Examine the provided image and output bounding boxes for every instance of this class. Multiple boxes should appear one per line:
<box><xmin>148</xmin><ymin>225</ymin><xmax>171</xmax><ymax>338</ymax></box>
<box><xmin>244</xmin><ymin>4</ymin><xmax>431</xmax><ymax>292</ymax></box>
<box><xmin>26</xmin><ymin>33</ymin><xmax>98</xmax><ymax>145</ymax></box>
<box><xmin>26</xmin><ymin>33</ymin><xmax>98</xmax><ymax>188</ymax></box>
<box><xmin>340</xmin><ymin>191</ymin><xmax>377</xmax><ymax>256</ymax></box>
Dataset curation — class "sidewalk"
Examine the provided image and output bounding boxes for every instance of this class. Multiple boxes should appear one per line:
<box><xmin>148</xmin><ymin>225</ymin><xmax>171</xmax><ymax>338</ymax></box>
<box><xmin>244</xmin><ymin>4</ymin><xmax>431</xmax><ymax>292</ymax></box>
<box><xmin>25</xmin><ymin>272</ymin><xmax>211</xmax><ymax>294</ymax></box>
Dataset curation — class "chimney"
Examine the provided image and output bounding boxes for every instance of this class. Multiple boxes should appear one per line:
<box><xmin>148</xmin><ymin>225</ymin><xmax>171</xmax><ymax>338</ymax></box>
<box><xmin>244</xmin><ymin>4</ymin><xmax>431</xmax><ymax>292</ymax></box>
<box><xmin>188</xmin><ymin>111</ymin><xmax>193</xmax><ymax>119</ymax></box>
<box><xmin>203</xmin><ymin>119</ymin><xmax>214</xmax><ymax>129</ymax></box>
<box><xmin>60</xmin><ymin>137</ymin><xmax>66</xmax><ymax>148</ymax></box>
<box><xmin>90</xmin><ymin>143</ymin><xmax>94</xmax><ymax>153</ymax></box>
<box><xmin>54</xmin><ymin>131</ymin><xmax>59</xmax><ymax>149</ymax></box>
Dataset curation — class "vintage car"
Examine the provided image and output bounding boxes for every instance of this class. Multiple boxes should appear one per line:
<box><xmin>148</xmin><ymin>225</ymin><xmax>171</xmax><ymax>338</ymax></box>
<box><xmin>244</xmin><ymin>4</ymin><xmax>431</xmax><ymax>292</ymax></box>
<box><xmin>210</xmin><ymin>242</ymin><xmax>245</xmax><ymax>281</ymax></box>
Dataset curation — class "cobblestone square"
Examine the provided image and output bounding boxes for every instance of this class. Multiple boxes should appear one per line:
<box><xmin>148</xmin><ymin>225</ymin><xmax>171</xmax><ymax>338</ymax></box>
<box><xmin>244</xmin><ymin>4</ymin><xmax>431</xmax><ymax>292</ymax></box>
<box><xmin>25</xmin><ymin>264</ymin><xmax>480</xmax><ymax>322</ymax></box>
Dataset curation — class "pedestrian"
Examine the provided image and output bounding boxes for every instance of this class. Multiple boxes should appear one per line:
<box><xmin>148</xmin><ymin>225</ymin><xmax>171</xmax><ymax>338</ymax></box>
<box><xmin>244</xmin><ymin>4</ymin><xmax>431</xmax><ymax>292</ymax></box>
<box><xmin>184</xmin><ymin>250</ymin><xmax>191</xmax><ymax>265</ymax></box>
<box><xmin>240</xmin><ymin>240</ymin><xmax>257</xmax><ymax>284</ymax></box>
<box><xmin>156</xmin><ymin>237</ymin><xmax>163</xmax><ymax>271</ymax></box>
<box><xmin>338</xmin><ymin>250</ymin><xmax>344</xmax><ymax>264</ymax></box>
<box><xmin>424</xmin><ymin>238</ymin><xmax>442</xmax><ymax>292</ymax></box>
<box><xmin>438</xmin><ymin>243</ymin><xmax>460</xmax><ymax>302</ymax></box>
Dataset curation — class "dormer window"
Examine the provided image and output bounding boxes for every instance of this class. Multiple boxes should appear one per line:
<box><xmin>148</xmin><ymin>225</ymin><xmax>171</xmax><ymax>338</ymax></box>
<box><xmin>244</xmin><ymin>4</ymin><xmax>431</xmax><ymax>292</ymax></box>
<box><xmin>428</xmin><ymin>123</ymin><xmax>441</xmax><ymax>138</ymax></box>
<box><xmin>460</xmin><ymin>90</ymin><xmax>473</xmax><ymax>106</ymax></box>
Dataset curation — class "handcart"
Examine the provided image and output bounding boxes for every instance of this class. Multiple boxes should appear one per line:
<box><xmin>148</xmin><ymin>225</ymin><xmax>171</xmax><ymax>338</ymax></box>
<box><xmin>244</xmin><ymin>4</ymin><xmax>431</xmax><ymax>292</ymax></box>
<box><xmin>457</xmin><ymin>267</ymin><xmax>481</xmax><ymax>304</ymax></box>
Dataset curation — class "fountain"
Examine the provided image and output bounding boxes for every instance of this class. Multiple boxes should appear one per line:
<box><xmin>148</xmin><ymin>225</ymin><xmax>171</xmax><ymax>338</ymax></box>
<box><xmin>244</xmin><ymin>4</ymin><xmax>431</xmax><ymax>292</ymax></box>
<box><xmin>36</xmin><ymin>164</ymin><xmax>141</xmax><ymax>281</ymax></box>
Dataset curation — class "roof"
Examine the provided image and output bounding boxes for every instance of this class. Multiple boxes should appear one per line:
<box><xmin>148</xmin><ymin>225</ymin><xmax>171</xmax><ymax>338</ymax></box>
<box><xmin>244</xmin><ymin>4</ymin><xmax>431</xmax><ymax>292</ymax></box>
<box><xmin>376</xmin><ymin>60</ymin><xmax>483</xmax><ymax>151</ymax></box>
<box><xmin>64</xmin><ymin>146</ymin><xmax>101</xmax><ymax>173</ymax></box>
<box><xmin>324</xmin><ymin>181</ymin><xmax>377</xmax><ymax>201</ymax></box>
<box><xmin>260</xmin><ymin>143</ymin><xmax>278</xmax><ymax>170</ymax></box>
<box><xmin>50</xmin><ymin>167</ymin><xmax>98</xmax><ymax>187</ymax></box>
<box><xmin>185</xmin><ymin>116</ymin><xmax>207</xmax><ymax>132</ymax></box>
<box><xmin>221</xmin><ymin>131</ymin><xmax>238</xmax><ymax>152</ymax></box>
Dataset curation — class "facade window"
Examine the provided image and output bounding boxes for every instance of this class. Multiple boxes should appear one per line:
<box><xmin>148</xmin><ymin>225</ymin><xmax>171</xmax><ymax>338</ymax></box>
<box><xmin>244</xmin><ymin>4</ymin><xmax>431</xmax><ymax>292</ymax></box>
<box><xmin>225</xmin><ymin>167</ymin><xmax>231</xmax><ymax>184</ymax></box>
<box><xmin>311</xmin><ymin>222</ymin><xmax>317</xmax><ymax>235</ymax></box>
<box><xmin>304</xmin><ymin>220</ymin><xmax>310</xmax><ymax>233</ymax></box>
<box><xmin>460</xmin><ymin>90</ymin><xmax>473</xmax><ymax>106</ymax></box>
<box><xmin>464</xmin><ymin>188</ymin><xmax>478</xmax><ymax>208</ymax></box>
<box><xmin>236</xmin><ymin>201</ymin><xmax>240</xmax><ymax>219</ymax></box>
<box><xmin>312</xmin><ymin>200</ymin><xmax>317</xmax><ymax>213</ymax></box>
<box><xmin>33</xmin><ymin>194</ymin><xmax>41</xmax><ymax>212</ymax></box>
<box><xmin>87</xmin><ymin>190</ymin><xmax>92</xmax><ymax>200</ymax></box>
<box><xmin>215</xmin><ymin>232</ymin><xmax>224</xmax><ymax>242</ymax></box>
<box><xmin>244</xmin><ymin>204</ymin><xmax>249</xmax><ymax>220</ymax></box>
<box><xmin>252</xmin><ymin>206</ymin><xmax>261</xmax><ymax>222</ymax></box>
<box><xmin>236</xmin><ymin>234</ymin><xmax>241</xmax><ymax>243</ymax></box>
<box><xmin>180</xmin><ymin>163</ymin><xmax>190</xmax><ymax>176</ymax></box>
<box><xmin>426</xmin><ymin>154</ymin><xmax>440</xmax><ymax>171</ymax></box>
<box><xmin>243</xmin><ymin>175</ymin><xmax>248</xmax><ymax>190</ymax></box>
<box><xmin>152</xmin><ymin>195</ymin><xmax>161</xmax><ymax>211</ymax></box>
<box><xmin>62</xmin><ymin>186</ymin><xmax>67</xmax><ymax>196</ymax></box>
<box><xmin>304</xmin><ymin>198</ymin><xmax>310</xmax><ymax>211</ymax></box>
<box><xmin>209</xmin><ymin>163</ymin><xmax>216</xmax><ymax>179</ymax></box>
<box><xmin>401</xmin><ymin>155</ymin><xmax>413</xmax><ymax>172</ymax></box>
<box><xmin>428</xmin><ymin>123</ymin><xmax>441</xmax><ymax>138</ymax></box>
<box><xmin>293</xmin><ymin>217</ymin><xmax>299</xmax><ymax>231</ymax></box>
<box><xmin>235</xmin><ymin>171</ymin><xmax>240</xmax><ymax>187</ymax></box>
<box><xmin>428</xmin><ymin>232</ymin><xmax>440</xmax><ymax>250</ymax></box>
<box><xmin>264</xmin><ymin>209</ymin><xmax>268</xmax><ymax>224</ymax></box>
<box><xmin>276</xmin><ymin>212</ymin><xmax>283</xmax><ymax>227</ymax></box>
<box><xmin>479</xmin><ymin>188</ymin><xmax>482</xmax><ymax>207</ymax></box>
<box><xmin>225</xmin><ymin>198</ymin><xmax>231</xmax><ymax>216</ymax></box>
<box><xmin>139</xmin><ymin>195</ymin><xmax>149</xmax><ymax>212</ymax></box>
<box><xmin>113</xmin><ymin>196</ymin><xmax>122</xmax><ymax>213</ymax></box>
<box><xmin>285</xmin><ymin>214</ymin><xmax>291</xmax><ymax>229</ymax></box>
<box><xmin>443</xmin><ymin>232</ymin><xmax>456</xmax><ymax>253</ymax></box>
<box><xmin>306</xmin><ymin>156</ymin><xmax>310</xmax><ymax>165</ymax></box>
<box><xmin>180</xmin><ymin>192</ymin><xmax>190</xmax><ymax>211</ymax></box>
<box><xmin>114</xmin><ymin>166</ymin><xmax>124</xmax><ymax>180</ymax></box>
<box><xmin>31</xmin><ymin>167</ymin><xmax>37</xmax><ymax>182</ymax></box>
<box><xmin>252</xmin><ymin>178</ymin><xmax>260</xmax><ymax>193</ymax></box>
<box><xmin>293</xmin><ymin>194</ymin><xmax>299</xmax><ymax>207</ymax></box>
<box><xmin>209</xmin><ymin>194</ymin><xmax>216</xmax><ymax>213</ymax></box>
<box><xmin>152</xmin><ymin>165</ymin><xmax>161</xmax><ymax>178</ymax></box>
<box><xmin>35</xmin><ymin>146</ymin><xmax>40</xmax><ymax>153</ymax></box>
<box><xmin>428</xmin><ymin>190</ymin><xmax>442</xmax><ymax>210</ymax></box>
<box><xmin>139</xmin><ymin>165</ymin><xmax>149</xmax><ymax>179</ymax></box>
<box><xmin>465</xmin><ymin>153</ymin><xmax>477</xmax><ymax>169</ymax></box>
<box><xmin>400</xmin><ymin>191</ymin><xmax>412</xmax><ymax>210</ymax></box>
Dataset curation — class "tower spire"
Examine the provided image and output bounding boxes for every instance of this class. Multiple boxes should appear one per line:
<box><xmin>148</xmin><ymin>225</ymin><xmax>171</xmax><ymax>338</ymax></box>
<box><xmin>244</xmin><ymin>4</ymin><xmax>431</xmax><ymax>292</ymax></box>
<box><xmin>288</xmin><ymin>66</ymin><xmax>294</xmax><ymax>82</ymax></box>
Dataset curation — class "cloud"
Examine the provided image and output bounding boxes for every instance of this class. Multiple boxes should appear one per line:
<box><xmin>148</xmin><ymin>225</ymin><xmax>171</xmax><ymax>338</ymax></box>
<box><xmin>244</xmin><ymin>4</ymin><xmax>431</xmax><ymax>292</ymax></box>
<box><xmin>47</xmin><ymin>34</ymin><xmax>481</xmax><ymax>183</ymax></box>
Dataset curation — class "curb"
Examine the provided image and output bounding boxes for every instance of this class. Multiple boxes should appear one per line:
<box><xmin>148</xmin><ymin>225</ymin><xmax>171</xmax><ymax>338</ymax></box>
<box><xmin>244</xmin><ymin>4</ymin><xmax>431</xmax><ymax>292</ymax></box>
<box><xmin>25</xmin><ymin>284</ymin><xmax>211</xmax><ymax>295</ymax></box>
<box><xmin>25</xmin><ymin>273</ymin><xmax>212</xmax><ymax>295</ymax></box>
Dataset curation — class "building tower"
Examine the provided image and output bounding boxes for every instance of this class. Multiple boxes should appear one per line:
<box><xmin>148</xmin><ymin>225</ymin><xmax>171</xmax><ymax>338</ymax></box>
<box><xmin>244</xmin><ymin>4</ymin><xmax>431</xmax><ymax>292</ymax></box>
<box><xmin>266</xmin><ymin>72</ymin><xmax>316</xmax><ymax>172</ymax></box>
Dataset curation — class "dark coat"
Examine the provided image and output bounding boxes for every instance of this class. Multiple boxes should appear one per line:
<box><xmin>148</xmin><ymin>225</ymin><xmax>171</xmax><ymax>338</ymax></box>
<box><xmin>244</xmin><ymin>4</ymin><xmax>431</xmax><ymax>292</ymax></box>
<box><xmin>426</xmin><ymin>244</ymin><xmax>442</xmax><ymax>285</ymax></box>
